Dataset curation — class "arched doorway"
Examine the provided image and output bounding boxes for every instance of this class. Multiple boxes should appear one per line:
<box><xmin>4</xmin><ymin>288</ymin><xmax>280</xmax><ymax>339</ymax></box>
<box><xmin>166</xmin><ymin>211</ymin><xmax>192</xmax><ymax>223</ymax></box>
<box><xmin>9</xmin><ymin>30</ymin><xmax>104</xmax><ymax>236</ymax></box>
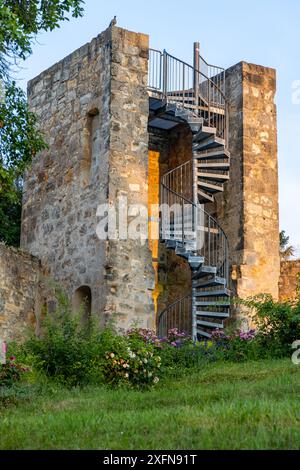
<box><xmin>72</xmin><ymin>286</ymin><xmax>92</xmax><ymax>320</ymax></box>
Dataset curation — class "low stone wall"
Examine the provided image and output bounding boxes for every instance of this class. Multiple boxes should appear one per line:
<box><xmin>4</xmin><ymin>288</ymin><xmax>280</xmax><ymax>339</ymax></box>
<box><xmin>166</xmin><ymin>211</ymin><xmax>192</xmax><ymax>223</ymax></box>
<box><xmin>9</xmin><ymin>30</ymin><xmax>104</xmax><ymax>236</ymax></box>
<box><xmin>0</xmin><ymin>243</ymin><xmax>41</xmax><ymax>341</ymax></box>
<box><xmin>279</xmin><ymin>260</ymin><xmax>300</xmax><ymax>301</ymax></box>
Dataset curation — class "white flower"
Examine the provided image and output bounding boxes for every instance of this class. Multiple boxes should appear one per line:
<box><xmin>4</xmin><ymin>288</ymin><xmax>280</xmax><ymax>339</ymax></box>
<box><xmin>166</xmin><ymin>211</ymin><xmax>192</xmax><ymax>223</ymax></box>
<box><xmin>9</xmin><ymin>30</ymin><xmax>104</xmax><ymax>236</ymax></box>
<box><xmin>153</xmin><ymin>377</ymin><xmax>159</xmax><ymax>384</ymax></box>
<box><xmin>143</xmin><ymin>358</ymin><xmax>148</xmax><ymax>364</ymax></box>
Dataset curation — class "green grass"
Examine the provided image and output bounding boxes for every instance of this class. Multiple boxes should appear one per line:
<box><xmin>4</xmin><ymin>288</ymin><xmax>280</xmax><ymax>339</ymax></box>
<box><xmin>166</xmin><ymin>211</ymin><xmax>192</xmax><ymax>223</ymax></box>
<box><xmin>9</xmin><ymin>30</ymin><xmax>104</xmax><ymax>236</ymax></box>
<box><xmin>1</xmin><ymin>359</ymin><xmax>300</xmax><ymax>449</ymax></box>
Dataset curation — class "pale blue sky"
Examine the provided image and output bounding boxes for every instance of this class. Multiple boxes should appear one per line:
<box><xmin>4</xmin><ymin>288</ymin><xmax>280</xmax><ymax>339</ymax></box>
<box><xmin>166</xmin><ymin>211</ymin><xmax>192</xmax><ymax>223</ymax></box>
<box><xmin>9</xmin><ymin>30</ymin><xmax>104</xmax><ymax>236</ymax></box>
<box><xmin>16</xmin><ymin>0</ymin><xmax>300</xmax><ymax>251</ymax></box>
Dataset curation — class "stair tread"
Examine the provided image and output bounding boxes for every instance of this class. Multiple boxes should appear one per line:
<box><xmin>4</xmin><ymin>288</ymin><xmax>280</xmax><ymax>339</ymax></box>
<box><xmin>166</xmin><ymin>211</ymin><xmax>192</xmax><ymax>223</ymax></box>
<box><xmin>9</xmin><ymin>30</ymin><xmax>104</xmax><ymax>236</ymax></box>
<box><xmin>198</xmin><ymin>180</ymin><xmax>224</xmax><ymax>192</ymax></box>
<box><xmin>197</xmin><ymin>171</ymin><xmax>229</xmax><ymax>180</ymax></box>
<box><xmin>193</xmin><ymin>135</ymin><xmax>225</xmax><ymax>151</ymax></box>
<box><xmin>194</xmin><ymin>289</ymin><xmax>230</xmax><ymax>297</ymax></box>
<box><xmin>192</xmin><ymin>276</ymin><xmax>226</xmax><ymax>288</ymax></box>
<box><xmin>196</xmin><ymin>329</ymin><xmax>212</xmax><ymax>338</ymax></box>
<box><xmin>197</xmin><ymin>162</ymin><xmax>230</xmax><ymax>169</ymax></box>
<box><xmin>193</xmin><ymin>145</ymin><xmax>229</xmax><ymax>156</ymax></box>
<box><xmin>195</xmin><ymin>300</ymin><xmax>231</xmax><ymax>306</ymax></box>
<box><xmin>196</xmin><ymin>311</ymin><xmax>230</xmax><ymax>318</ymax></box>
<box><xmin>197</xmin><ymin>189</ymin><xmax>215</xmax><ymax>203</ymax></box>
<box><xmin>197</xmin><ymin>320</ymin><xmax>224</xmax><ymax>328</ymax></box>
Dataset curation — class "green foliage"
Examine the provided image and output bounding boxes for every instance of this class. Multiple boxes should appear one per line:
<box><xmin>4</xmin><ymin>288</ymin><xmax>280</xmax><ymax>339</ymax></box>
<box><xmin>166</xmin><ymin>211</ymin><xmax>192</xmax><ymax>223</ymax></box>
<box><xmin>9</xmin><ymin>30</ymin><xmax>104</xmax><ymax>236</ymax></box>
<box><xmin>24</xmin><ymin>291</ymin><xmax>162</xmax><ymax>388</ymax></box>
<box><xmin>280</xmin><ymin>230</ymin><xmax>295</xmax><ymax>260</ymax></box>
<box><xmin>0</xmin><ymin>82</ymin><xmax>48</xmax><ymax>245</ymax></box>
<box><xmin>0</xmin><ymin>186</ymin><xmax>21</xmax><ymax>245</ymax></box>
<box><xmin>0</xmin><ymin>355</ymin><xmax>29</xmax><ymax>387</ymax></box>
<box><xmin>0</xmin><ymin>1</ymin><xmax>85</xmax><ymax>245</ymax></box>
<box><xmin>100</xmin><ymin>329</ymin><xmax>161</xmax><ymax>387</ymax></box>
<box><xmin>241</xmin><ymin>292</ymin><xmax>300</xmax><ymax>358</ymax></box>
<box><xmin>25</xmin><ymin>292</ymin><xmax>103</xmax><ymax>387</ymax></box>
<box><xmin>0</xmin><ymin>0</ymin><xmax>84</xmax><ymax>79</ymax></box>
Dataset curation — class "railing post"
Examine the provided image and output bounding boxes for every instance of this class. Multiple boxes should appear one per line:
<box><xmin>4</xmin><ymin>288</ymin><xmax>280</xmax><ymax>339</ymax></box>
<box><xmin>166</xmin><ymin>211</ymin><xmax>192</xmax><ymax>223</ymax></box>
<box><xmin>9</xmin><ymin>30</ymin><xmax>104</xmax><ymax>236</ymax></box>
<box><xmin>193</xmin><ymin>42</ymin><xmax>200</xmax><ymax>114</ymax></box>
<box><xmin>163</xmin><ymin>49</ymin><xmax>168</xmax><ymax>102</ymax></box>
<box><xmin>181</xmin><ymin>199</ymin><xmax>184</xmax><ymax>245</ymax></box>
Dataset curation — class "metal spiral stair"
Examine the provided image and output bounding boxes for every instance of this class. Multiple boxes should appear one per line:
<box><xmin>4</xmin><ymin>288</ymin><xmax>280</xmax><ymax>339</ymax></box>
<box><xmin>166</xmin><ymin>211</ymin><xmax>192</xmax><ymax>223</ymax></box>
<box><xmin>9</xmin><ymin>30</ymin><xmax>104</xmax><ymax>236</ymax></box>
<box><xmin>148</xmin><ymin>47</ymin><xmax>231</xmax><ymax>340</ymax></box>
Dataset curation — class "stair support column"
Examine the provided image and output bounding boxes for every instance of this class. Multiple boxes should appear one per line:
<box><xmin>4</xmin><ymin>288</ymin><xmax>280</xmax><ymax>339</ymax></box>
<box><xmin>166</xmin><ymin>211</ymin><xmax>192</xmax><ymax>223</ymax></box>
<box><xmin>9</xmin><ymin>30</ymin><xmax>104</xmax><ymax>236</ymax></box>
<box><xmin>193</xmin><ymin>42</ymin><xmax>200</xmax><ymax>112</ymax></box>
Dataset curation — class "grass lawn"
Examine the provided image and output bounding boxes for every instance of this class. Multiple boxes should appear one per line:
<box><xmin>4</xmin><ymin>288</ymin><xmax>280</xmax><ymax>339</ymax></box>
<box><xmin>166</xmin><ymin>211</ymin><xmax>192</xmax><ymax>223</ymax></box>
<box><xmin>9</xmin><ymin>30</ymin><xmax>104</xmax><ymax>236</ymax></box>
<box><xmin>0</xmin><ymin>358</ymin><xmax>300</xmax><ymax>450</ymax></box>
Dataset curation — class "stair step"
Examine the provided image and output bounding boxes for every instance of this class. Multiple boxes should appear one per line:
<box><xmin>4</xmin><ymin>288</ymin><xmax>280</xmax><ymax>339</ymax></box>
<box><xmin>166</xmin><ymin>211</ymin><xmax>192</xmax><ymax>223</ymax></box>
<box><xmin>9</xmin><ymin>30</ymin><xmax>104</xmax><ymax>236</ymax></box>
<box><xmin>193</xmin><ymin>148</ymin><xmax>230</xmax><ymax>160</ymax></box>
<box><xmin>188</xmin><ymin>255</ymin><xmax>205</xmax><ymax>269</ymax></box>
<box><xmin>192</xmin><ymin>265</ymin><xmax>217</xmax><ymax>280</ymax></box>
<box><xmin>196</xmin><ymin>310</ymin><xmax>230</xmax><ymax>318</ymax></box>
<box><xmin>165</xmin><ymin>239</ymin><xmax>177</xmax><ymax>249</ymax></box>
<box><xmin>193</xmin><ymin>276</ymin><xmax>226</xmax><ymax>288</ymax></box>
<box><xmin>198</xmin><ymin>180</ymin><xmax>224</xmax><ymax>193</ymax></box>
<box><xmin>193</xmin><ymin>125</ymin><xmax>216</xmax><ymax>143</ymax></box>
<box><xmin>195</xmin><ymin>300</ymin><xmax>231</xmax><ymax>307</ymax></box>
<box><xmin>193</xmin><ymin>288</ymin><xmax>230</xmax><ymax>297</ymax></box>
<box><xmin>193</xmin><ymin>135</ymin><xmax>225</xmax><ymax>151</ymax></box>
<box><xmin>197</xmin><ymin>171</ymin><xmax>229</xmax><ymax>181</ymax></box>
<box><xmin>197</xmin><ymin>329</ymin><xmax>212</xmax><ymax>338</ymax></box>
<box><xmin>197</xmin><ymin>189</ymin><xmax>215</xmax><ymax>203</ymax></box>
<box><xmin>197</xmin><ymin>320</ymin><xmax>224</xmax><ymax>329</ymax></box>
<box><xmin>197</xmin><ymin>161</ymin><xmax>230</xmax><ymax>170</ymax></box>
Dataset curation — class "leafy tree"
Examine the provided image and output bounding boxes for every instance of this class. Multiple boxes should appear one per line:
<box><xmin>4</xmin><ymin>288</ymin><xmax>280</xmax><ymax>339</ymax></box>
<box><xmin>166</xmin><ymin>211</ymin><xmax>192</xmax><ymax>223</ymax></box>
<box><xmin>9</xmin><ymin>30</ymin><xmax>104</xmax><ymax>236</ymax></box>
<box><xmin>0</xmin><ymin>1</ymin><xmax>85</xmax><ymax>245</ymax></box>
<box><xmin>0</xmin><ymin>0</ymin><xmax>84</xmax><ymax>79</ymax></box>
<box><xmin>0</xmin><ymin>82</ymin><xmax>48</xmax><ymax>245</ymax></box>
<box><xmin>280</xmin><ymin>230</ymin><xmax>295</xmax><ymax>261</ymax></box>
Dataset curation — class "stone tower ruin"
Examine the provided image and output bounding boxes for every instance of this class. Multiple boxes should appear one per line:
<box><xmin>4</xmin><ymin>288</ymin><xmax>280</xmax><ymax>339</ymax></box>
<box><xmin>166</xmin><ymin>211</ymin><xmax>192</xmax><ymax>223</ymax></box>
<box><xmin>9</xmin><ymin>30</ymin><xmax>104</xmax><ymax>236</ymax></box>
<box><xmin>0</xmin><ymin>24</ymin><xmax>280</xmax><ymax>340</ymax></box>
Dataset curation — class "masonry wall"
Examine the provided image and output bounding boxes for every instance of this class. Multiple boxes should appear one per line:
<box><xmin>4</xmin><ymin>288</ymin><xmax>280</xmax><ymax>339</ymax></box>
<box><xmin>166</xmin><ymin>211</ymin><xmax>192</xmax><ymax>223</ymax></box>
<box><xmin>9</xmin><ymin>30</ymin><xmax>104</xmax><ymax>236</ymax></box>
<box><xmin>213</xmin><ymin>62</ymin><xmax>280</xmax><ymax>308</ymax></box>
<box><xmin>0</xmin><ymin>244</ymin><xmax>40</xmax><ymax>341</ymax></box>
<box><xmin>104</xmin><ymin>27</ymin><xmax>155</xmax><ymax>330</ymax></box>
<box><xmin>22</xmin><ymin>28</ymin><xmax>111</xmax><ymax>324</ymax></box>
<box><xmin>279</xmin><ymin>260</ymin><xmax>300</xmax><ymax>300</ymax></box>
<box><xmin>21</xmin><ymin>26</ymin><xmax>155</xmax><ymax>330</ymax></box>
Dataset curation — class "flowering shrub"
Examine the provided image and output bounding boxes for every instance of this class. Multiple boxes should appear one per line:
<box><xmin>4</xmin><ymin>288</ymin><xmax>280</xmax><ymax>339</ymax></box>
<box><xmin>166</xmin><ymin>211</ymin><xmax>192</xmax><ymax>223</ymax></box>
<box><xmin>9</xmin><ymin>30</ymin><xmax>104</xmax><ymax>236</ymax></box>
<box><xmin>160</xmin><ymin>328</ymin><xmax>191</xmax><ymax>348</ymax></box>
<box><xmin>126</xmin><ymin>328</ymin><xmax>161</xmax><ymax>346</ymax></box>
<box><xmin>126</xmin><ymin>327</ymin><xmax>191</xmax><ymax>349</ymax></box>
<box><xmin>239</xmin><ymin>292</ymin><xmax>300</xmax><ymax>357</ymax></box>
<box><xmin>210</xmin><ymin>327</ymin><xmax>261</xmax><ymax>361</ymax></box>
<box><xmin>0</xmin><ymin>356</ymin><xmax>30</xmax><ymax>387</ymax></box>
<box><xmin>211</xmin><ymin>328</ymin><xmax>256</xmax><ymax>342</ymax></box>
<box><xmin>100</xmin><ymin>329</ymin><xmax>161</xmax><ymax>387</ymax></box>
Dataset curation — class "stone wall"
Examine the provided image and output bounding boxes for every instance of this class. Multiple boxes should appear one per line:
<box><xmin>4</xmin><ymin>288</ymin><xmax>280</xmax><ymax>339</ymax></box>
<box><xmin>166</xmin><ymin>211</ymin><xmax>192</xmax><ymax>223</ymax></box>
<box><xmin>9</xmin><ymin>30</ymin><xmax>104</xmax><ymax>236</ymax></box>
<box><xmin>279</xmin><ymin>260</ymin><xmax>300</xmax><ymax>300</ymax></box>
<box><xmin>21</xmin><ymin>26</ymin><xmax>155</xmax><ymax>330</ymax></box>
<box><xmin>0</xmin><ymin>244</ymin><xmax>40</xmax><ymax>341</ymax></box>
<box><xmin>213</xmin><ymin>62</ymin><xmax>280</xmax><ymax>310</ymax></box>
<box><xmin>104</xmin><ymin>27</ymin><xmax>154</xmax><ymax>330</ymax></box>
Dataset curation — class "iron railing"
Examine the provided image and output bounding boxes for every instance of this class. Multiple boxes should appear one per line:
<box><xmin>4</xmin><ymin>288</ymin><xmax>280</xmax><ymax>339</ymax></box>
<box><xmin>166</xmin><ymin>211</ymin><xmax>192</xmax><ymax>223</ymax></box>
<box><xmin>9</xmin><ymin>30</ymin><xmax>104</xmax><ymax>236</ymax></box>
<box><xmin>158</xmin><ymin>162</ymin><xmax>229</xmax><ymax>336</ymax></box>
<box><xmin>148</xmin><ymin>48</ymin><xmax>227</xmax><ymax>141</ymax></box>
<box><xmin>160</xmin><ymin>163</ymin><xmax>229</xmax><ymax>282</ymax></box>
<box><xmin>158</xmin><ymin>295</ymin><xmax>192</xmax><ymax>338</ymax></box>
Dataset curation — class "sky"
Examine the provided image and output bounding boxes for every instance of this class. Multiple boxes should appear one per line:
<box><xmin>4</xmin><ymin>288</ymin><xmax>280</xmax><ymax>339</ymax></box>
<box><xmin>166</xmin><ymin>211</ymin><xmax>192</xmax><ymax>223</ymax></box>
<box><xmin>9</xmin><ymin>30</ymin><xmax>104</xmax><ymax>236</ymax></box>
<box><xmin>15</xmin><ymin>0</ymin><xmax>300</xmax><ymax>254</ymax></box>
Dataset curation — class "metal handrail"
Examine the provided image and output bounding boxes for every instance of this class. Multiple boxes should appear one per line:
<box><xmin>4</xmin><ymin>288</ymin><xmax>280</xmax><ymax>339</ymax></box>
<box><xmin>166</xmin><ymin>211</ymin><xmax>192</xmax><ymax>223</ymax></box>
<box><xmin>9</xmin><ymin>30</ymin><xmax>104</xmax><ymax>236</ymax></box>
<box><xmin>161</xmin><ymin>162</ymin><xmax>229</xmax><ymax>246</ymax></box>
<box><xmin>148</xmin><ymin>48</ymin><xmax>227</xmax><ymax>141</ymax></box>
<box><xmin>157</xmin><ymin>294</ymin><xmax>192</xmax><ymax>338</ymax></box>
<box><xmin>166</xmin><ymin>51</ymin><xmax>226</xmax><ymax>101</ymax></box>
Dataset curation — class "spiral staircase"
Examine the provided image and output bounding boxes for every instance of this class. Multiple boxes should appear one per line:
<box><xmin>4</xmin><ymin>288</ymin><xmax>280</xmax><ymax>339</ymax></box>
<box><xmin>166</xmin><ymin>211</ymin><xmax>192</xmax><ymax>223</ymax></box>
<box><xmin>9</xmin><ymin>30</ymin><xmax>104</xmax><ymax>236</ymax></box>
<box><xmin>148</xmin><ymin>47</ymin><xmax>231</xmax><ymax>340</ymax></box>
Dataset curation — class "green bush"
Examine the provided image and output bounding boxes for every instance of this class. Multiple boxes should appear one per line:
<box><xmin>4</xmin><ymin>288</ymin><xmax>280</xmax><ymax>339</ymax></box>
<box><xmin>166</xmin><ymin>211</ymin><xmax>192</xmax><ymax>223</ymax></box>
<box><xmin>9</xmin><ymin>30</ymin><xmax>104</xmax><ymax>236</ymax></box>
<box><xmin>24</xmin><ymin>291</ymin><xmax>162</xmax><ymax>388</ymax></box>
<box><xmin>100</xmin><ymin>328</ymin><xmax>161</xmax><ymax>387</ymax></box>
<box><xmin>25</xmin><ymin>291</ymin><xmax>103</xmax><ymax>386</ymax></box>
<box><xmin>0</xmin><ymin>356</ymin><xmax>29</xmax><ymax>387</ymax></box>
<box><xmin>241</xmin><ymin>292</ymin><xmax>300</xmax><ymax>358</ymax></box>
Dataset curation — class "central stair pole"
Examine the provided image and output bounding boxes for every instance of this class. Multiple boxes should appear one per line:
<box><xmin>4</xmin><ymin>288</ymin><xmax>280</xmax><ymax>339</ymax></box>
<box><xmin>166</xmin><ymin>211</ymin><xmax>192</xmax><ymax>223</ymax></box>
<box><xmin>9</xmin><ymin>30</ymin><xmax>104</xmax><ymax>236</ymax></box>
<box><xmin>192</xmin><ymin>41</ymin><xmax>200</xmax><ymax>342</ymax></box>
<box><xmin>193</xmin><ymin>42</ymin><xmax>200</xmax><ymax>112</ymax></box>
